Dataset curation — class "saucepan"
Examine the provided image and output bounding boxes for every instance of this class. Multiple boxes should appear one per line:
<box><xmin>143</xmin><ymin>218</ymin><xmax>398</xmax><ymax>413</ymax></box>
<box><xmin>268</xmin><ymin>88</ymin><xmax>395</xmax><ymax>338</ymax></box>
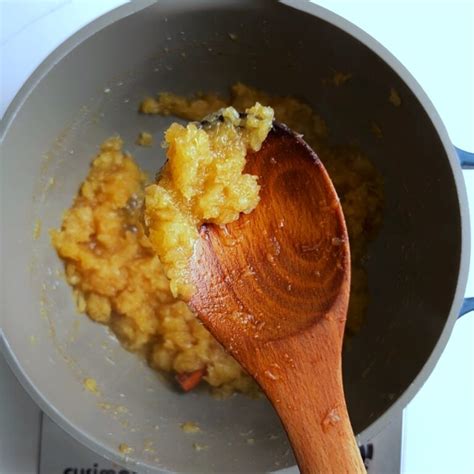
<box><xmin>1</xmin><ymin>1</ymin><xmax>472</xmax><ymax>472</ymax></box>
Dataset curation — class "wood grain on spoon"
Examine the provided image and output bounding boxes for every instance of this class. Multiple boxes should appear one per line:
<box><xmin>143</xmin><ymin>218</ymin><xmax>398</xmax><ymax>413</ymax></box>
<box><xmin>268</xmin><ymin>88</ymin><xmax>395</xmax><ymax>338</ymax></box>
<box><xmin>189</xmin><ymin>123</ymin><xmax>365</xmax><ymax>473</ymax></box>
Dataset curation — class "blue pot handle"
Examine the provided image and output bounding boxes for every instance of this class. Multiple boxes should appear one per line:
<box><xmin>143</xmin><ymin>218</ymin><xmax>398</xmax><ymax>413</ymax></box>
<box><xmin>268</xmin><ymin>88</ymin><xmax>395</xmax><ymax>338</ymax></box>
<box><xmin>457</xmin><ymin>147</ymin><xmax>474</xmax><ymax>169</ymax></box>
<box><xmin>460</xmin><ymin>298</ymin><xmax>474</xmax><ymax>317</ymax></box>
<box><xmin>457</xmin><ymin>147</ymin><xmax>474</xmax><ymax>317</ymax></box>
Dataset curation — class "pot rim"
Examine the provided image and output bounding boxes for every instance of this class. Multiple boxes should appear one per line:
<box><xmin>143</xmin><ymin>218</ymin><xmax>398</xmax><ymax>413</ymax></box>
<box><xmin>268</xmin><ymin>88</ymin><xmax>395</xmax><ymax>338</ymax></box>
<box><xmin>0</xmin><ymin>0</ymin><xmax>470</xmax><ymax>471</ymax></box>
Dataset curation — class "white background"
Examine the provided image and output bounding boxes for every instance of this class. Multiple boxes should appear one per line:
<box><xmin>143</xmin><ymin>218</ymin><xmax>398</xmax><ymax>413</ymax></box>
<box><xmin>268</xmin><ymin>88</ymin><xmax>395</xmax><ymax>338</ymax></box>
<box><xmin>1</xmin><ymin>1</ymin><xmax>473</xmax><ymax>473</ymax></box>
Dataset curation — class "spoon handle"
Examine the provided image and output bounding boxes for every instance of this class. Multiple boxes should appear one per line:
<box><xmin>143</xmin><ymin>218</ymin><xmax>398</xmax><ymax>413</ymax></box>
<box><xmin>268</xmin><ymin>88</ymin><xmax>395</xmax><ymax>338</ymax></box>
<box><xmin>254</xmin><ymin>325</ymin><xmax>365</xmax><ymax>474</ymax></box>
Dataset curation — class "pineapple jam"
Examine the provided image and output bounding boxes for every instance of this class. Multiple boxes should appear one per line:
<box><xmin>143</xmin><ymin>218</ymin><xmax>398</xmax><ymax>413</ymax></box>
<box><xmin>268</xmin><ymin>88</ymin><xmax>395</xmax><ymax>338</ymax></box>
<box><xmin>144</xmin><ymin>104</ymin><xmax>273</xmax><ymax>299</ymax></box>
<box><xmin>52</xmin><ymin>83</ymin><xmax>383</xmax><ymax>396</ymax></box>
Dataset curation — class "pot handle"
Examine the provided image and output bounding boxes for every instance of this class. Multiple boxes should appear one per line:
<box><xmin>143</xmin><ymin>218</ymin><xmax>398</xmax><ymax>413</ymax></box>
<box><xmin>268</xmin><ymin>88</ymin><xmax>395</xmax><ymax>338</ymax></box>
<box><xmin>456</xmin><ymin>147</ymin><xmax>474</xmax><ymax>317</ymax></box>
<box><xmin>460</xmin><ymin>298</ymin><xmax>474</xmax><ymax>317</ymax></box>
<box><xmin>457</xmin><ymin>147</ymin><xmax>474</xmax><ymax>169</ymax></box>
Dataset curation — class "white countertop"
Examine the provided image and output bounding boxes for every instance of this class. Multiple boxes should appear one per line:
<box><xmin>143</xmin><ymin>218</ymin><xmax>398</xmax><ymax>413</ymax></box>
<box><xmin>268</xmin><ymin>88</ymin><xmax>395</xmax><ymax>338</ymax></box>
<box><xmin>1</xmin><ymin>1</ymin><xmax>473</xmax><ymax>473</ymax></box>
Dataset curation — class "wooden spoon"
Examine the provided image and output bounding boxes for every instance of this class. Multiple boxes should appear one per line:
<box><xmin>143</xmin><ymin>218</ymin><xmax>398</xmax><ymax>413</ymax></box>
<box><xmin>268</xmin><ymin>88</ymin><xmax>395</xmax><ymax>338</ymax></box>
<box><xmin>189</xmin><ymin>122</ymin><xmax>365</xmax><ymax>473</ymax></box>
